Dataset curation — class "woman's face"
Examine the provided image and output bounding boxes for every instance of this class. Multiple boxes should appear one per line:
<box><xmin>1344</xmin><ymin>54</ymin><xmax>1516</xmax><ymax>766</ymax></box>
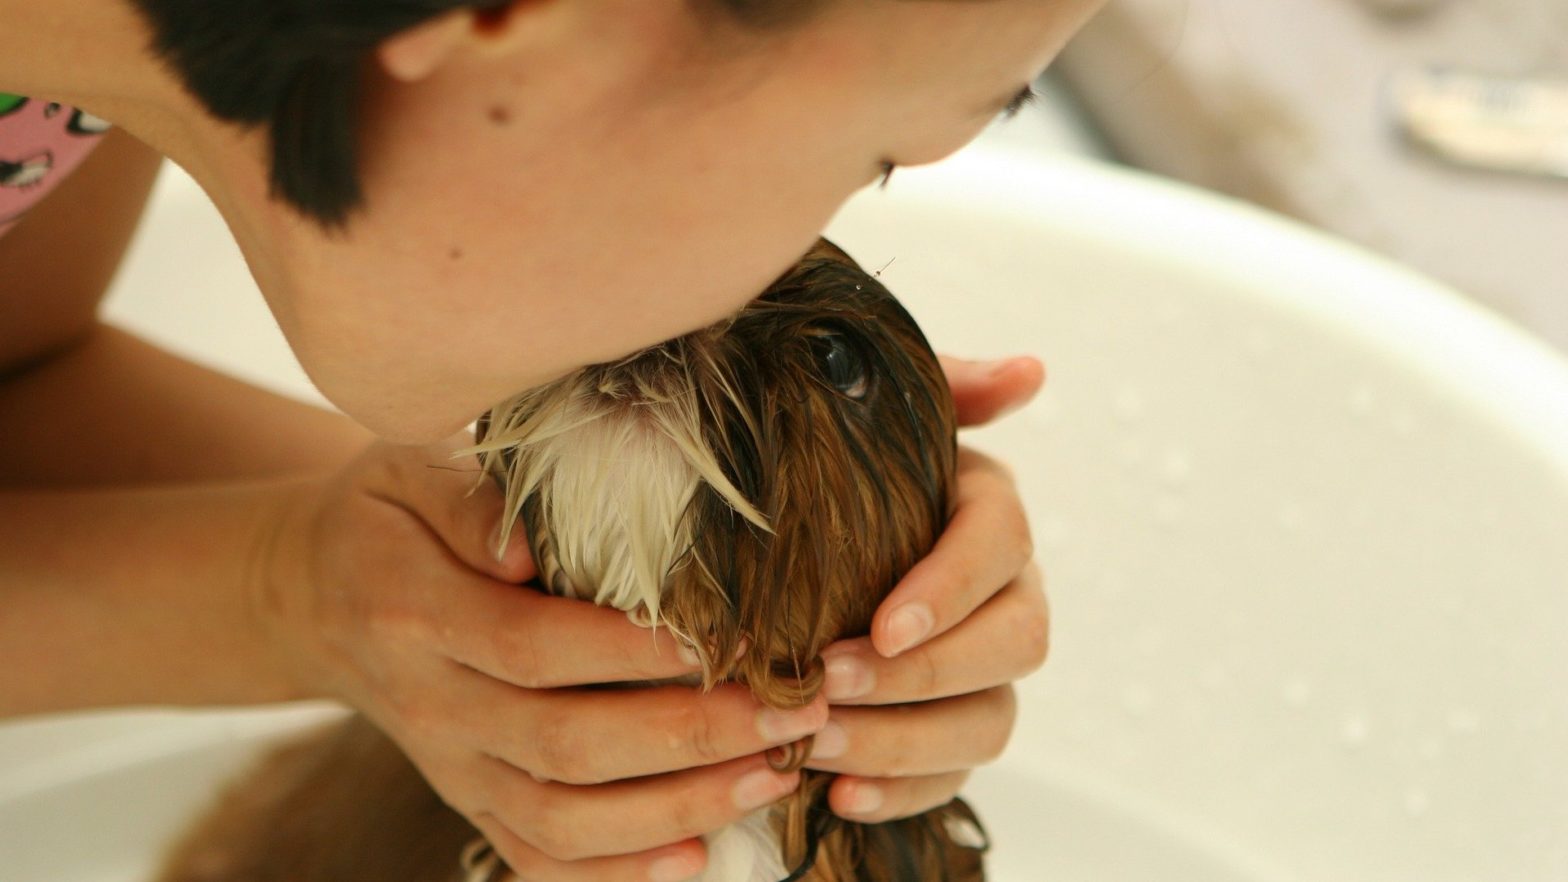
<box><xmin>243</xmin><ymin>0</ymin><xmax>1103</xmax><ymax>443</ymax></box>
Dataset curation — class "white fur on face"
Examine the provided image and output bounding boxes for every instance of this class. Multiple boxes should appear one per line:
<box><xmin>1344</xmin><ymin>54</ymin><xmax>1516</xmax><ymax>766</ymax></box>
<box><xmin>522</xmin><ymin>407</ymin><xmax>701</xmax><ymax>622</ymax></box>
<box><xmin>463</xmin><ymin>346</ymin><xmax>825</xmax><ymax>882</ymax></box>
<box><xmin>703</xmin><ymin>808</ymin><xmax>790</xmax><ymax>882</ymax></box>
<box><xmin>464</xmin><ymin>349</ymin><xmax>768</xmax><ymax>635</ymax></box>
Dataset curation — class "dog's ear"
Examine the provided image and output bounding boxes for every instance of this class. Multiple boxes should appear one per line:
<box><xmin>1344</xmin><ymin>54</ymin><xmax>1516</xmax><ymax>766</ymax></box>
<box><xmin>660</xmin><ymin>381</ymin><xmax>883</xmax><ymax>711</ymax></box>
<box><xmin>659</xmin><ymin>438</ymin><xmax>835</xmax><ymax>706</ymax></box>
<box><xmin>770</xmin><ymin>776</ymin><xmax>989</xmax><ymax>881</ymax></box>
<box><xmin>658</xmin><ymin>483</ymin><xmax>764</xmax><ymax>693</ymax></box>
<box><xmin>810</xmin><ymin>796</ymin><xmax>989</xmax><ymax>882</ymax></box>
<box><xmin>656</xmin><ymin>272</ymin><xmax>958</xmax><ymax>710</ymax></box>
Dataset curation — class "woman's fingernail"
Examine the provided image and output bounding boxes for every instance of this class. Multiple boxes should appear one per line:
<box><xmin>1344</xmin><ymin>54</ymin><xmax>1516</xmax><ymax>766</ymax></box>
<box><xmin>810</xmin><ymin>719</ymin><xmax>848</xmax><ymax>760</ymax></box>
<box><xmin>758</xmin><ymin>703</ymin><xmax>826</xmax><ymax>743</ymax></box>
<box><xmin>824</xmin><ymin>655</ymin><xmax>874</xmax><ymax>701</ymax></box>
<box><xmin>986</xmin><ymin>358</ymin><xmax>1013</xmax><ymax>378</ymax></box>
<box><xmin>733</xmin><ymin>768</ymin><xmax>797</xmax><ymax>810</ymax></box>
<box><xmin>648</xmin><ymin>849</ymin><xmax>704</xmax><ymax>882</ymax></box>
<box><xmin>884</xmin><ymin>604</ymin><xmax>934</xmax><ymax>656</ymax></box>
<box><xmin>842</xmin><ymin>781</ymin><xmax>884</xmax><ymax>816</ymax></box>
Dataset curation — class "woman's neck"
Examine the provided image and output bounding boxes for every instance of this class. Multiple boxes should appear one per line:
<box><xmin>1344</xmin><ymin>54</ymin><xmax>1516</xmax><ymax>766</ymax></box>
<box><xmin>0</xmin><ymin>0</ymin><xmax>172</xmax><ymax>109</ymax></box>
<box><xmin>0</xmin><ymin>0</ymin><xmax>263</xmax><ymax>187</ymax></box>
<box><xmin>0</xmin><ymin>0</ymin><xmax>303</xmax><ymax>317</ymax></box>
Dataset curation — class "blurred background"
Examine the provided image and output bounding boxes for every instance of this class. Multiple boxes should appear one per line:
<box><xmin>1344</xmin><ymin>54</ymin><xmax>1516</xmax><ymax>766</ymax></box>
<box><xmin>1017</xmin><ymin>0</ymin><xmax>1567</xmax><ymax>355</ymax></box>
<box><xmin>3</xmin><ymin>4</ymin><xmax>1565</xmax><ymax>881</ymax></box>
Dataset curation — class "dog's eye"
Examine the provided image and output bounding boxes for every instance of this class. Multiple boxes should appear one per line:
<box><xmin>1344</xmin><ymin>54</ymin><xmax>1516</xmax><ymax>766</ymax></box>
<box><xmin>812</xmin><ymin>333</ymin><xmax>869</xmax><ymax>400</ymax></box>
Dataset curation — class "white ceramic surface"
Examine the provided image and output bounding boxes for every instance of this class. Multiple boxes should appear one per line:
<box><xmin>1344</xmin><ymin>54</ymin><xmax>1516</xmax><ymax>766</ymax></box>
<box><xmin>3</xmin><ymin>140</ymin><xmax>1566</xmax><ymax>881</ymax></box>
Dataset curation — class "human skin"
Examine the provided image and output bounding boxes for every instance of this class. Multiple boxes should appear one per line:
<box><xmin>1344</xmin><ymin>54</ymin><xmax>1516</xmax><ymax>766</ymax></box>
<box><xmin>0</xmin><ymin>0</ymin><xmax>1098</xmax><ymax>879</ymax></box>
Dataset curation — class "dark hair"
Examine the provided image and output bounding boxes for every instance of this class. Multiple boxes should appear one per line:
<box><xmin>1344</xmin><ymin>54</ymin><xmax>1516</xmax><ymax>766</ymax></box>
<box><xmin>129</xmin><ymin>0</ymin><xmax>816</xmax><ymax>227</ymax></box>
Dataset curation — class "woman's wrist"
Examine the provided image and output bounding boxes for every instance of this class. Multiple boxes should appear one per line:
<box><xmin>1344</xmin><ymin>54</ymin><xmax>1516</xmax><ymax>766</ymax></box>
<box><xmin>0</xmin><ymin>477</ymin><xmax>329</xmax><ymax>717</ymax></box>
<box><xmin>240</xmin><ymin>471</ymin><xmax>342</xmax><ymax>706</ymax></box>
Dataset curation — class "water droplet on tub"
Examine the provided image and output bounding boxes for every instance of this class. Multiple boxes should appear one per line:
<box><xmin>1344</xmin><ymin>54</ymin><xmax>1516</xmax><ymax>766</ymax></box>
<box><xmin>1202</xmin><ymin>664</ymin><xmax>1233</xmax><ymax>691</ymax></box>
<box><xmin>1038</xmin><ymin>515</ymin><xmax>1069</xmax><ymax>549</ymax></box>
<box><xmin>1113</xmin><ymin>388</ymin><xmax>1145</xmax><ymax>423</ymax></box>
<box><xmin>1117</xmin><ymin>438</ymin><xmax>1147</xmax><ymax>469</ymax></box>
<box><xmin>1349</xmin><ymin>384</ymin><xmax>1376</xmax><ymax>415</ymax></box>
<box><xmin>1122</xmin><ymin>684</ymin><xmax>1153</xmax><ymax>717</ymax></box>
<box><xmin>1155</xmin><ymin>301</ymin><xmax>1185</xmax><ymax>325</ymax></box>
<box><xmin>1161</xmin><ymin>449</ymin><xmax>1193</xmax><ymax>486</ymax></box>
<box><xmin>1277</xmin><ymin>503</ymin><xmax>1306</xmax><ymax>532</ymax></box>
<box><xmin>1154</xmin><ymin>494</ymin><xmax>1185</xmax><ymax>526</ymax></box>
<box><xmin>1282</xmin><ymin>677</ymin><xmax>1313</xmax><ymax>706</ymax></box>
<box><xmin>1404</xmin><ymin>788</ymin><xmax>1432</xmax><ymax>816</ymax></box>
<box><xmin>1341</xmin><ymin>713</ymin><xmax>1370</xmax><ymax>747</ymax></box>
<box><xmin>1243</xmin><ymin>328</ymin><xmax>1275</xmax><ymax>359</ymax></box>
<box><xmin>1447</xmin><ymin>708</ymin><xmax>1481</xmax><ymax>733</ymax></box>
<box><xmin>1416</xmin><ymin>738</ymin><xmax>1443</xmax><ymax>761</ymax></box>
<box><xmin>1136</xmin><ymin>625</ymin><xmax>1167</xmax><ymax>657</ymax></box>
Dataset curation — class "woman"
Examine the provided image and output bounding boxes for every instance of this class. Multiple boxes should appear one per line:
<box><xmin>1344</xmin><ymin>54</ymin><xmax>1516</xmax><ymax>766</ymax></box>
<box><xmin>0</xmin><ymin>0</ymin><xmax>1101</xmax><ymax>879</ymax></box>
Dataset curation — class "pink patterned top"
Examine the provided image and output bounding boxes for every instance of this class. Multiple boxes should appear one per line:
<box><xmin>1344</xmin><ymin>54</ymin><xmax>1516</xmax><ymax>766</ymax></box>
<box><xmin>0</xmin><ymin>94</ymin><xmax>111</xmax><ymax>238</ymax></box>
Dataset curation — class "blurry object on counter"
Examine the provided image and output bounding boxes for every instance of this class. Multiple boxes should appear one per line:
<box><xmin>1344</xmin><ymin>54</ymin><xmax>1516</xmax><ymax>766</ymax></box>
<box><xmin>1354</xmin><ymin>0</ymin><xmax>1449</xmax><ymax>23</ymax></box>
<box><xmin>1389</xmin><ymin>66</ymin><xmax>1568</xmax><ymax>180</ymax></box>
<box><xmin>1055</xmin><ymin>0</ymin><xmax>1568</xmax><ymax>352</ymax></box>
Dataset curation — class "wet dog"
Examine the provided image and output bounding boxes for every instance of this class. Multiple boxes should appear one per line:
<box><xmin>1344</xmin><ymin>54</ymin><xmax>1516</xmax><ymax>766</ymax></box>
<box><xmin>156</xmin><ymin>239</ymin><xmax>985</xmax><ymax>882</ymax></box>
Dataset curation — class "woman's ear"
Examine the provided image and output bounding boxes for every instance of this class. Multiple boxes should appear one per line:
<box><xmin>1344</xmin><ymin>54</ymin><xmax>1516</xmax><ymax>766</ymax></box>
<box><xmin>377</xmin><ymin>9</ymin><xmax>476</xmax><ymax>82</ymax></box>
<box><xmin>376</xmin><ymin>2</ymin><xmax>550</xmax><ymax>82</ymax></box>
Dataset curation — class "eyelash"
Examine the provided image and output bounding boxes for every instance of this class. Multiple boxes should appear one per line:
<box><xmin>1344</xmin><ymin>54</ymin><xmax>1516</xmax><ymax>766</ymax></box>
<box><xmin>876</xmin><ymin>87</ymin><xmax>1036</xmax><ymax>189</ymax></box>
<box><xmin>878</xmin><ymin>160</ymin><xmax>896</xmax><ymax>189</ymax></box>
<box><xmin>1002</xmin><ymin>87</ymin><xmax>1039</xmax><ymax>119</ymax></box>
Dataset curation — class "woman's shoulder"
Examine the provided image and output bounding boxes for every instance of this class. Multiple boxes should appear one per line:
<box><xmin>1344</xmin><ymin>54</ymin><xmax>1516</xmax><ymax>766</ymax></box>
<box><xmin>0</xmin><ymin>94</ymin><xmax>112</xmax><ymax>238</ymax></box>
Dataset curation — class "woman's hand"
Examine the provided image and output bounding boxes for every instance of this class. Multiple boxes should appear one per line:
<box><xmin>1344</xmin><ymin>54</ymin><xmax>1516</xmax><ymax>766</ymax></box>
<box><xmin>254</xmin><ymin>439</ymin><xmax>828</xmax><ymax>882</ymax></box>
<box><xmin>804</xmin><ymin>355</ymin><xmax>1050</xmax><ymax>822</ymax></box>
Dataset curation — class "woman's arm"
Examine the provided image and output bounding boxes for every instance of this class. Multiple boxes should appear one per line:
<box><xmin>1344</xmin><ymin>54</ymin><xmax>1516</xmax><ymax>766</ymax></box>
<box><xmin>0</xmin><ymin>128</ymin><xmax>371</xmax><ymax>714</ymax></box>
<box><xmin>0</xmin><ymin>129</ymin><xmax>158</xmax><ymax>374</ymax></box>
<box><xmin>0</xmin><ymin>128</ymin><xmax>372</xmax><ymax>486</ymax></box>
<box><xmin>0</xmin><ymin>126</ymin><xmax>1050</xmax><ymax>875</ymax></box>
<box><xmin>0</xmin><ymin>128</ymin><xmax>814</xmax><ymax>880</ymax></box>
<box><xmin>0</xmin><ymin>476</ymin><xmax>313</xmax><ymax>714</ymax></box>
<box><xmin>0</xmin><ymin>325</ymin><xmax>371</xmax><ymax>486</ymax></box>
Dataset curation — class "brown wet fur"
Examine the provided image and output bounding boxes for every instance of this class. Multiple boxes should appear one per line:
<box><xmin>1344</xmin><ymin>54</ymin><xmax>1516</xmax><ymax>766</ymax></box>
<box><xmin>157</xmin><ymin>716</ymin><xmax>471</xmax><ymax>882</ymax></box>
<box><xmin>157</xmin><ymin>239</ymin><xmax>983</xmax><ymax>882</ymax></box>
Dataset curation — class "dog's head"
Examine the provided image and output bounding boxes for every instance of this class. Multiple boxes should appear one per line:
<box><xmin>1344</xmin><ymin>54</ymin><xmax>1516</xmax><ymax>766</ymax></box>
<box><xmin>471</xmin><ymin>239</ymin><xmax>957</xmax><ymax>707</ymax></box>
<box><xmin>469</xmin><ymin>239</ymin><xmax>983</xmax><ymax>881</ymax></box>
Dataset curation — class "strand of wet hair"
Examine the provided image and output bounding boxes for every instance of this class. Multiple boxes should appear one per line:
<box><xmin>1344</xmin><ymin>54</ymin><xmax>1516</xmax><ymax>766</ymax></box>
<box><xmin>777</xmin><ymin>798</ymin><xmax>842</xmax><ymax>882</ymax></box>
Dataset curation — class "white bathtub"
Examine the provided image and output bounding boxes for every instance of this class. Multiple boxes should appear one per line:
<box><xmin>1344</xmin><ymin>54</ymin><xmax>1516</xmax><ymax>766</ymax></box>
<box><xmin>3</xmin><ymin>143</ymin><xmax>1565</xmax><ymax>881</ymax></box>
